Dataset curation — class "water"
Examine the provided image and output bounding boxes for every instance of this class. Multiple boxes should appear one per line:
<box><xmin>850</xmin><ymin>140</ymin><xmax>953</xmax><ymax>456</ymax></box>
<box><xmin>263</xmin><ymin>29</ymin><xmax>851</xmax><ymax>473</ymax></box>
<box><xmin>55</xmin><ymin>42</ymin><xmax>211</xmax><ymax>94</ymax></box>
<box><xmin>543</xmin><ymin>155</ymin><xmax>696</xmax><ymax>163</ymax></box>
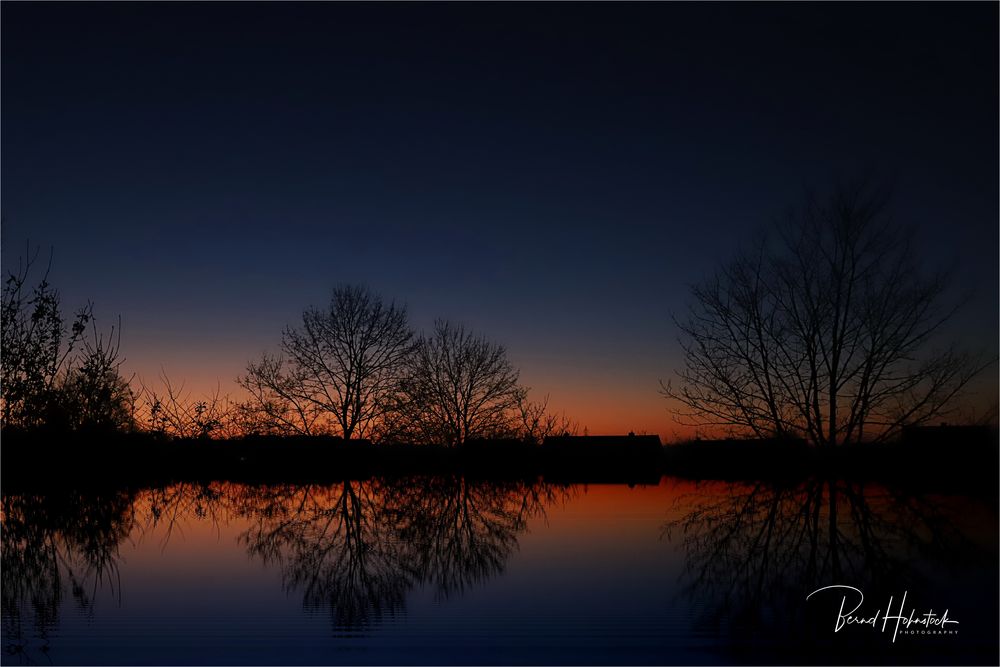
<box><xmin>2</xmin><ymin>477</ymin><xmax>997</xmax><ymax>664</ymax></box>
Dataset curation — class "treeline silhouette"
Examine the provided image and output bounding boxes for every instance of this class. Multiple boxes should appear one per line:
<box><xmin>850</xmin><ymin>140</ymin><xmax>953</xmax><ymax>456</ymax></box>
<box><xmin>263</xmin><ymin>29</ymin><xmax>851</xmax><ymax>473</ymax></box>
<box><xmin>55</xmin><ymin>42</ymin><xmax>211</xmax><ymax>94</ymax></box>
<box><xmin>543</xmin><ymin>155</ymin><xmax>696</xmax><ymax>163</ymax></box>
<box><xmin>4</xmin><ymin>182</ymin><xmax>997</xmax><ymax>484</ymax></box>
<box><xmin>1</xmin><ymin>251</ymin><xmax>578</xmax><ymax>447</ymax></box>
<box><xmin>3</xmin><ymin>241</ymin><xmax>997</xmax><ymax>489</ymax></box>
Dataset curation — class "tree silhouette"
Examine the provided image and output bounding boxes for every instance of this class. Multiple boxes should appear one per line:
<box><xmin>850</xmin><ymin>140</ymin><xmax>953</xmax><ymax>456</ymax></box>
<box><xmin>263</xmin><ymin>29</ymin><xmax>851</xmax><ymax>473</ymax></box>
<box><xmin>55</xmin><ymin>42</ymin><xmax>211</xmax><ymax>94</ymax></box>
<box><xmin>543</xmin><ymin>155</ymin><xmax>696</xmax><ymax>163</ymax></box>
<box><xmin>235</xmin><ymin>354</ymin><xmax>324</xmax><ymax>436</ymax></box>
<box><xmin>59</xmin><ymin>318</ymin><xmax>134</xmax><ymax>432</ymax></box>
<box><xmin>663</xmin><ymin>183</ymin><xmax>989</xmax><ymax>446</ymax></box>
<box><xmin>514</xmin><ymin>392</ymin><xmax>580</xmax><ymax>444</ymax></box>
<box><xmin>391</xmin><ymin>320</ymin><xmax>522</xmax><ymax>446</ymax></box>
<box><xmin>1</xmin><ymin>247</ymin><xmax>133</xmax><ymax>432</ymax></box>
<box><xmin>240</xmin><ymin>285</ymin><xmax>413</xmax><ymax>440</ymax></box>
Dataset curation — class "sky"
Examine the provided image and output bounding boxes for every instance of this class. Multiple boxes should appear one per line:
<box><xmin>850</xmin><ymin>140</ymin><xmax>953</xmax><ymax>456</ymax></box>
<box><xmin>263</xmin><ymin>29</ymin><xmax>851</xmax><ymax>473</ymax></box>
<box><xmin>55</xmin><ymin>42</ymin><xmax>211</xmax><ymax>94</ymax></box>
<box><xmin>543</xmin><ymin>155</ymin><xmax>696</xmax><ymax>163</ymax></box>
<box><xmin>2</xmin><ymin>3</ymin><xmax>997</xmax><ymax>440</ymax></box>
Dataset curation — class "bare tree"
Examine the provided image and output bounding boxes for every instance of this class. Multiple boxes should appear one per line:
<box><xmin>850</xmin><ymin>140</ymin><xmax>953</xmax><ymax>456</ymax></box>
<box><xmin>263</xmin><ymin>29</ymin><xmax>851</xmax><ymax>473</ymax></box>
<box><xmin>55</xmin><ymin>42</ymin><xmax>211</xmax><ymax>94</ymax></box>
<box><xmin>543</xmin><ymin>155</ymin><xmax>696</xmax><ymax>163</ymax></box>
<box><xmin>137</xmin><ymin>373</ymin><xmax>232</xmax><ymax>439</ymax></box>
<box><xmin>394</xmin><ymin>320</ymin><xmax>521</xmax><ymax>446</ymax></box>
<box><xmin>663</xmin><ymin>183</ymin><xmax>990</xmax><ymax>446</ymax></box>
<box><xmin>240</xmin><ymin>285</ymin><xmax>413</xmax><ymax>440</ymax></box>
<box><xmin>236</xmin><ymin>353</ymin><xmax>324</xmax><ymax>436</ymax></box>
<box><xmin>515</xmin><ymin>392</ymin><xmax>579</xmax><ymax>444</ymax></box>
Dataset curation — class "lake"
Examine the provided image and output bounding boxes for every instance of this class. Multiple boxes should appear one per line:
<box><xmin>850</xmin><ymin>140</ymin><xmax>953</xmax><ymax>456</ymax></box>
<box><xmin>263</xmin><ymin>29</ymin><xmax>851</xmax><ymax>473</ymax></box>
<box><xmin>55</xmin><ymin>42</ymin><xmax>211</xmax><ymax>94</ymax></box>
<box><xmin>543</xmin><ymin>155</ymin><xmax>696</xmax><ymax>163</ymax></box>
<box><xmin>2</xmin><ymin>477</ymin><xmax>997</xmax><ymax>665</ymax></box>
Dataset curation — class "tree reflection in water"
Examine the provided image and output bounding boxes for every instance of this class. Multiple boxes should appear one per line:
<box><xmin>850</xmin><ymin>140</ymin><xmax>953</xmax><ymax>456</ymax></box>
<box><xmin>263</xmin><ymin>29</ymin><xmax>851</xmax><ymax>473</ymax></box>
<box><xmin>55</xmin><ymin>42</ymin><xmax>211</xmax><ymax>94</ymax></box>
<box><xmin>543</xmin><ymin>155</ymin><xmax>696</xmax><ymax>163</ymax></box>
<box><xmin>1</xmin><ymin>490</ymin><xmax>135</xmax><ymax>664</ymax></box>
<box><xmin>664</xmin><ymin>478</ymin><xmax>993</xmax><ymax>646</ymax></box>
<box><xmin>2</xmin><ymin>477</ymin><xmax>993</xmax><ymax>662</ymax></box>
<box><xmin>232</xmin><ymin>478</ymin><xmax>568</xmax><ymax>629</ymax></box>
<box><xmin>384</xmin><ymin>477</ymin><xmax>562</xmax><ymax>600</ymax></box>
<box><xmin>1</xmin><ymin>478</ymin><xmax>568</xmax><ymax>656</ymax></box>
<box><xmin>234</xmin><ymin>481</ymin><xmax>417</xmax><ymax>630</ymax></box>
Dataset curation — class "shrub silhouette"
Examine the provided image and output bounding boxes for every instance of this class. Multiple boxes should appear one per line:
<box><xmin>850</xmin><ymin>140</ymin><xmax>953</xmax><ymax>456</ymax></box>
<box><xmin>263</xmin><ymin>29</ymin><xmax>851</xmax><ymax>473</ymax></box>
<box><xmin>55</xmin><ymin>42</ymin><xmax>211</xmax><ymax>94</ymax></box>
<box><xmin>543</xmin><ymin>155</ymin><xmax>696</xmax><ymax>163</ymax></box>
<box><xmin>1</xmin><ymin>247</ymin><xmax>133</xmax><ymax>433</ymax></box>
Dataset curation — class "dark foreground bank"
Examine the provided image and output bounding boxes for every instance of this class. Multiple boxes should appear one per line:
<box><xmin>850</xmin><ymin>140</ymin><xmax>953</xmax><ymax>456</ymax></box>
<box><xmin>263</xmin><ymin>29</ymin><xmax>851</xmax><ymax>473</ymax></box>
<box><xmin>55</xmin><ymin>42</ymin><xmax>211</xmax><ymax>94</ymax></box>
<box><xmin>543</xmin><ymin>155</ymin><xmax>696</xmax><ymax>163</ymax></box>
<box><xmin>2</xmin><ymin>429</ymin><xmax>997</xmax><ymax>494</ymax></box>
<box><xmin>1</xmin><ymin>432</ymin><xmax>664</xmax><ymax>488</ymax></box>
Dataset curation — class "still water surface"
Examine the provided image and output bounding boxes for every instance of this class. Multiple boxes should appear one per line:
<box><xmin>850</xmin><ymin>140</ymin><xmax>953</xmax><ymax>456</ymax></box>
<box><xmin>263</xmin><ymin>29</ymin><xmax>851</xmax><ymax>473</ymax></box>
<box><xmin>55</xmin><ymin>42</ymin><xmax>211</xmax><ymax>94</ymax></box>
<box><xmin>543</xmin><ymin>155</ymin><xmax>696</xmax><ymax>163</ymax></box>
<box><xmin>2</xmin><ymin>477</ymin><xmax>997</xmax><ymax>664</ymax></box>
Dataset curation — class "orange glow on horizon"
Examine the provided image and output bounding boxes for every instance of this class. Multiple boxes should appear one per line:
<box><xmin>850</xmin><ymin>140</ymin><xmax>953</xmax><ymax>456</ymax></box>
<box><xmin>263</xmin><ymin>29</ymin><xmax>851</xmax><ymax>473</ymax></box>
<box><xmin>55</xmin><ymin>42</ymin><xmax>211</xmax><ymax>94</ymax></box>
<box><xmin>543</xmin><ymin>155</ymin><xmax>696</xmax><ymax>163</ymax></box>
<box><xmin>123</xmin><ymin>347</ymin><xmax>997</xmax><ymax>445</ymax></box>
<box><xmin>123</xmin><ymin>354</ymin><xmax>736</xmax><ymax>444</ymax></box>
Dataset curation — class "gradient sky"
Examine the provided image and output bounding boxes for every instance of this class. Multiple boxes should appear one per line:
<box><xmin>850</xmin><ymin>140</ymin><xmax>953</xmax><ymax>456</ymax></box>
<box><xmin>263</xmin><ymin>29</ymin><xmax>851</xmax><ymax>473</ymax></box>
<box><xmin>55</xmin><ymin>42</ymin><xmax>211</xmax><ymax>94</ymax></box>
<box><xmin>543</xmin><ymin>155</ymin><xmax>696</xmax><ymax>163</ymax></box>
<box><xmin>2</xmin><ymin>3</ymin><xmax>997</xmax><ymax>439</ymax></box>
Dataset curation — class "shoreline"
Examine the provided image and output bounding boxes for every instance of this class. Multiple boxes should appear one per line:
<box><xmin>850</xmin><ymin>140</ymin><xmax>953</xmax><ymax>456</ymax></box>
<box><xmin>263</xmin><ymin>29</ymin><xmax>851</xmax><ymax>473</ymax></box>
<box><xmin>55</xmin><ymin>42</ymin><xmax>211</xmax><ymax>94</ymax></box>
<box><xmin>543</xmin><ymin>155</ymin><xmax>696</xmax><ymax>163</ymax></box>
<box><xmin>2</xmin><ymin>431</ymin><xmax>996</xmax><ymax>496</ymax></box>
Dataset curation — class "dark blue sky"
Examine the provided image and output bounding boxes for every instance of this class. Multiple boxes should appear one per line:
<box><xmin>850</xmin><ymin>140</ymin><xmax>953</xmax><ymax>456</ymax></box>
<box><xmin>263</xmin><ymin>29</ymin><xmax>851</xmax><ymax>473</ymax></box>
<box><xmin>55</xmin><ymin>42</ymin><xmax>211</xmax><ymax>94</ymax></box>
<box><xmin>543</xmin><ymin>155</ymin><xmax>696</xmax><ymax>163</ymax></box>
<box><xmin>3</xmin><ymin>2</ymin><xmax>997</xmax><ymax>436</ymax></box>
